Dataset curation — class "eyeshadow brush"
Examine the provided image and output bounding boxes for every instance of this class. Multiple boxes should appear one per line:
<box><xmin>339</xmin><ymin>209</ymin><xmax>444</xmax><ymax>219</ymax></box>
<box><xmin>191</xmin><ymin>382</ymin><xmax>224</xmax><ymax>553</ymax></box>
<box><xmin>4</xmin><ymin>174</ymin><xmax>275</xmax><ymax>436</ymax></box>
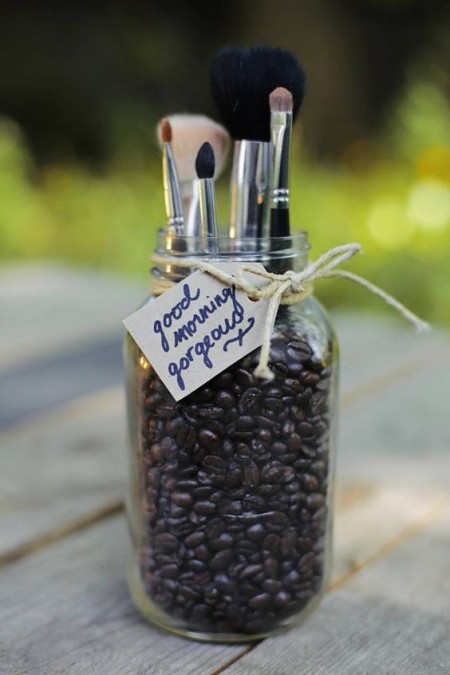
<box><xmin>195</xmin><ymin>142</ymin><xmax>219</xmax><ymax>254</ymax></box>
<box><xmin>268</xmin><ymin>87</ymin><xmax>294</xmax><ymax>238</ymax></box>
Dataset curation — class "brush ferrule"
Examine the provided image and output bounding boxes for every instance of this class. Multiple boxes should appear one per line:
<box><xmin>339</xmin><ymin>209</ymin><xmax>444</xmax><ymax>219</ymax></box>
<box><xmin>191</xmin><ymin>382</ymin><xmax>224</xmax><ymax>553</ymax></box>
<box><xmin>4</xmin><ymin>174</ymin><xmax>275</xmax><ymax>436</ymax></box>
<box><xmin>198</xmin><ymin>178</ymin><xmax>218</xmax><ymax>250</ymax></box>
<box><xmin>269</xmin><ymin>111</ymin><xmax>292</xmax><ymax>210</ymax></box>
<box><xmin>162</xmin><ymin>144</ymin><xmax>184</xmax><ymax>233</ymax></box>
<box><xmin>182</xmin><ymin>180</ymin><xmax>200</xmax><ymax>238</ymax></box>
<box><xmin>230</xmin><ymin>140</ymin><xmax>270</xmax><ymax>238</ymax></box>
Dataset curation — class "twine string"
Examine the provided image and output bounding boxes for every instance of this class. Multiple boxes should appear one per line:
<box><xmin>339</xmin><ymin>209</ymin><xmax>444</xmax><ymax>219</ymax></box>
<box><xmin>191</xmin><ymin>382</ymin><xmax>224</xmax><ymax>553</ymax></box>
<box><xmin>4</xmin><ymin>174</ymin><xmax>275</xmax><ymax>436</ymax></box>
<box><xmin>150</xmin><ymin>242</ymin><xmax>429</xmax><ymax>380</ymax></box>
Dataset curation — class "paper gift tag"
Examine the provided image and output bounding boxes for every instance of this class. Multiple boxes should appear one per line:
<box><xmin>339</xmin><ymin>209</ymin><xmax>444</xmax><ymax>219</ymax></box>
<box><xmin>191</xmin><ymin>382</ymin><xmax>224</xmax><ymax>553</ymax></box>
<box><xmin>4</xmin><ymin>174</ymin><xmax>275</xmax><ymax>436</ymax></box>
<box><xmin>123</xmin><ymin>263</ymin><xmax>271</xmax><ymax>401</ymax></box>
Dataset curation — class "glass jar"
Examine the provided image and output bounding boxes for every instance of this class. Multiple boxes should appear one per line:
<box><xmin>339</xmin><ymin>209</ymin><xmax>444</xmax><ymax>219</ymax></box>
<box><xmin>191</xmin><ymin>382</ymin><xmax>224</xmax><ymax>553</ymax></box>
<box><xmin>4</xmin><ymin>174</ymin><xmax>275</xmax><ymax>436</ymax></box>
<box><xmin>124</xmin><ymin>232</ymin><xmax>338</xmax><ymax>642</ymax></box>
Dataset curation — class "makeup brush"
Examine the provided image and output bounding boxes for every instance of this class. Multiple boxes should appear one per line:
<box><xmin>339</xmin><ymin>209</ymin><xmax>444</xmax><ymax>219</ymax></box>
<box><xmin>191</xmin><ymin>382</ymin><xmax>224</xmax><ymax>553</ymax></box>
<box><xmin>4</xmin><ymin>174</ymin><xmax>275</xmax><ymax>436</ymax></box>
<box><xmin>268</xmin><ymin>87</ymin><xmax>294</xmax><ymax>238</ymax></box>
<box><xmin>157</xmin><ymin>115</ymin><xmax>230</xmax><ymax>235</ymax></box>
<box><xmin>195</xmin><ymin>142</ymin><xmax>218</xmax><ymax>252</ymax></box>
<box><xmin>210</xmin><ymin>46</ymin><xmax>306</xmax><ymax>239</ymax></box>
<box><xmin>160</xmin><ymin>118</ymin><xmax>184</xmax><ymax>234</ymax></box>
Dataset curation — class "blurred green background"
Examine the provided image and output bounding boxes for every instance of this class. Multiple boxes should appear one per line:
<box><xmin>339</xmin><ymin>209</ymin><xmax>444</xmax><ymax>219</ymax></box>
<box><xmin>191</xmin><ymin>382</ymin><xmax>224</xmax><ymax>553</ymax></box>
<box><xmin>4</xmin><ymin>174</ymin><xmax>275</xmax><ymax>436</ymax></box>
<box><xmin>0</xmin><ymin>0</ymin><xmax>449</xmax><ymax>324</ymax></box>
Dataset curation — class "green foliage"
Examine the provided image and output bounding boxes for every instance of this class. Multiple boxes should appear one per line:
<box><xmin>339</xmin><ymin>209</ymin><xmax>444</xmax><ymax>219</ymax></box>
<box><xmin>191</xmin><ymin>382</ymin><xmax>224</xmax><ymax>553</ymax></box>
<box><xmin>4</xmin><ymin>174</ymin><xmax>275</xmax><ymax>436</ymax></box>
<box><xmin>0</xmin><ymin>82</ymin><xmax>448</xmax><ymax>325</ymax></box>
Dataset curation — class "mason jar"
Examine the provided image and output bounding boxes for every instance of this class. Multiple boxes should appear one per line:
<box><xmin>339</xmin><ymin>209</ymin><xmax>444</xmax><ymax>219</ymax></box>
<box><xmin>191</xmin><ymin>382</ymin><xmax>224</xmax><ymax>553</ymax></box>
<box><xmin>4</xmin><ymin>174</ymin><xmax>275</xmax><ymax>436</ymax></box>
<box><xmin>124</xmin><ymin>232</ymin><xmax>338</xmax><ymax>642</ymax></box>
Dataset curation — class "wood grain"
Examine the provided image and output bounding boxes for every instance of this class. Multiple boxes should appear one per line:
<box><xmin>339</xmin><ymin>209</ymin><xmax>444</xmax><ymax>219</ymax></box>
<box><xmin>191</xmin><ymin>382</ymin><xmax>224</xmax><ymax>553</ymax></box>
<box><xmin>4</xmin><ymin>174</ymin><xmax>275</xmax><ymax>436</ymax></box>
<box><xmin>0</xmin><ymin>517</ymin><xmax>243</xmax><ymax>675</ymax></box>
<box><xmin>223</xmin><ymin>506</ymin><xmax>450</xmax><ymax>675</ymax></box>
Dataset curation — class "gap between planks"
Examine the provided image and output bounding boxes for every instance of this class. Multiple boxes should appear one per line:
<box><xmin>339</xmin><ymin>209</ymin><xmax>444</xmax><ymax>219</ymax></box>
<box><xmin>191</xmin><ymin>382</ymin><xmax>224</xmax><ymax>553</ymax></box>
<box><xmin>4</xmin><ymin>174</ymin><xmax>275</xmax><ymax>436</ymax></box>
<box><xmin>0</xmin><ymin>498</ymin><xmax>123</xmax><ymax>568</ymax></box>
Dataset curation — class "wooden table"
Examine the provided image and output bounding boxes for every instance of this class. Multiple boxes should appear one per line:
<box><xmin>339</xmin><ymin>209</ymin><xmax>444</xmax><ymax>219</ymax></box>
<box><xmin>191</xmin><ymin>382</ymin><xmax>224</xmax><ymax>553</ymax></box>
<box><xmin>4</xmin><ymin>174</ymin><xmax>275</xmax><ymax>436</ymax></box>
<box><xmin>1</xmin><ymin>263</ymin><xmax>449</xmax><ymax>674</ymax></box>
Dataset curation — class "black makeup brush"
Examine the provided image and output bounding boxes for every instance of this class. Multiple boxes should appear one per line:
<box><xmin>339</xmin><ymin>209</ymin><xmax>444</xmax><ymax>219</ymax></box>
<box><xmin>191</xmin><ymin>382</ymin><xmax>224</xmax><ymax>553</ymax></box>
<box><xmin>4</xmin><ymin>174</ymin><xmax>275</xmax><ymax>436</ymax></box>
<box><xmin>160</xmin><ymin>118</ymin><xmax>184</xmax><ymax>234</ymax></box>
<box><xmin>195</xmin><ymin>141</ymin><xmax>218</xmax><ymax>252</ymax></box>
<box><xmin>210</xmin><ymin>46</ymin><xmax>306</xmax><ymax>239</ymax></box>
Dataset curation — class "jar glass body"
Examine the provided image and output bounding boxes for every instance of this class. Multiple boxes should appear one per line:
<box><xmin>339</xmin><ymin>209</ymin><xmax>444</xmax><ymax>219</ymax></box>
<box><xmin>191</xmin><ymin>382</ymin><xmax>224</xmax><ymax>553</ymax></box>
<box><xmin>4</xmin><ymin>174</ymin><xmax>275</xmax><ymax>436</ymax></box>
<box><xmin>124</xmin><ymin>234</ymin><xmax>338</xmax><ymax>642</ymax></box>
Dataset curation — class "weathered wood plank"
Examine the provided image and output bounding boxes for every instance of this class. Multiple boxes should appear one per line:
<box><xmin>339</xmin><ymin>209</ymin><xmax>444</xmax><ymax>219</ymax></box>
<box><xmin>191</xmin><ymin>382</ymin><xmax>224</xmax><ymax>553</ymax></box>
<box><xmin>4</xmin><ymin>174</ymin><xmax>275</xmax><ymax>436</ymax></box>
<box><xmin>332</xmin><ymin>312</ymin><xmax>445</xmax><ymax>391</ymax></box>
<box><xmin>0</xmin><ymin>387</ymin><xmax>126</xmax><ymax>556</ymax></box>
<box><xmin>0</xmin><ymin>335</ymin><xmax>124</xmax><ymax>429</ymax></box>
<box><xmin>338</xmin><ymin>348</ymin><xmax>450</xmax><ymax>489</ymax></box>
<box><xmin>0</xmin><ymin>262</ymin><xmax>144</xmax><ymax>371</ymax></box>
<box><xmin>0</xmin><ymin>516</ymin><xmax>244</xmax><ymax>675</ymax></box>
<box><xmin>332</xmin><ymin>485</ymin><xmax>447</xmax><ymax>584</ymax></box>
<box><xmin>223</xmin><ymin>505</ymin><xmax>450</xmax><ymax>675</ymax></box>
<box><xmin>0</xmin><ymin>496</ymin><xmax>447</xmax><ymax>675</ymax></box>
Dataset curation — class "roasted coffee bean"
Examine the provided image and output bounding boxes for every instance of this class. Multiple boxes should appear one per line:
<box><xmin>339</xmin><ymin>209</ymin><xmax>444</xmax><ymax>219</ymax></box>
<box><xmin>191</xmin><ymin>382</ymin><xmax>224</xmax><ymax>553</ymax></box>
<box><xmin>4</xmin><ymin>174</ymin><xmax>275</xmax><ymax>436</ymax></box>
<box><xmin>198</xmin><ymin>429</ymin><xmax>220</xmax><ymax>450</ymax></box>
<box><xmin>202</xmin><ymin>455</ymin><xmax>227</xmax><ymax>473</ymax></box>
<box><xmin>185</xmin><ymin>531</ymin><xmax>204</xmax><ymax>548</ymax></box>
<box><xmin>210</xmin><ymin>550</ymin><xmax>233</xmax><ymax>571</ymax></box>
<box><xmin>171</xmin><ymin>492</ymin><xmax>193</xmax><ymax>508</ymax></box>
<box><xmin>210</xmin><ymin>533</ymin><xmax>233</xmax><ymax>550</ymax></box>
<box><xmin>135</xmin><ymin>328</ymin><xmax>333</xmax><ymax>636</ymax></box>
<box><xmin>194</xmin><ymin>501</ymin><xmax>216</xmax><ymax>516</ymax></box>
<box><xmin>195</xmin><ymin>545</ymin><xmax>211</xmax><ymax>561</ymax></box>
<box><xmin>246</xmin><ymin>524</ymin><xmax>265</xmax><ymax>542</ymax></box>
<box><xmin>215</xmin><ymin>390</ymin><xmax>236</xmax><ymax>408</ymax></box>
<box><xmin>263</xmin><ymin>579</ymin><xmax>282</xmax><ymax>593</ymax></box>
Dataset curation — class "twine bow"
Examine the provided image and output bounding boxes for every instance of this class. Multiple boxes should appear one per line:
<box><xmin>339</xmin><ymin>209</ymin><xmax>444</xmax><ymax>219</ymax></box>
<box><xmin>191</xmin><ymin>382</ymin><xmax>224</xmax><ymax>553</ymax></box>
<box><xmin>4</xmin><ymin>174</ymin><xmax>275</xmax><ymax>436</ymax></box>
<box><xmin>151</xmin><ymin>243</ymin><xmax>429</xmax><ymax>380</ymax></box>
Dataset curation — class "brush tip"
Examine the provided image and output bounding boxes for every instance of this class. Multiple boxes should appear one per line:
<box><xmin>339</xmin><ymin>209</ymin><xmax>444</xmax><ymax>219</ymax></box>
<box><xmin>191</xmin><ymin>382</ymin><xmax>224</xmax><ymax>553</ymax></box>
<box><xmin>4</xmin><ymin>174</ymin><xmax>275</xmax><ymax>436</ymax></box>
<box><xmin>195</xmin><ymin>142</ymin><xmax>215</xmax><ymax>179</ymax></box>
<box><xmin>160</xmin><ymin>118</ymin><xmax>172</xmax><ymax>144</ymax></box>
<box><xmin>269</xmin><ymin>87</ymin><xmax>293</xmax><ymax>113</ymax></box>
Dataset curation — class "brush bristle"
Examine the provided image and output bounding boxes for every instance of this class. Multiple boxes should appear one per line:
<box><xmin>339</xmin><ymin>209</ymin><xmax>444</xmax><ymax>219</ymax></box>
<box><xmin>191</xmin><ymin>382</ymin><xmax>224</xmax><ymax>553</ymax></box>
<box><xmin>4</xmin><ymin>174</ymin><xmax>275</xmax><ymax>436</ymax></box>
<box><xmin>269</xmin><ymin>87</ymin><xmax>293</xmax><ymax>113</ymax></box>
<box><xmin>157</xmin><ymin>114</ymin><xmax>229</xmax><ymax>182</ymax></box>
<box><xmin>210</xmin><ymin>46</ymin><xmax>306</xmax><ymax>141</ymax></box>
<box><xmin>195</xmin><ymin>142</ymin><xmax>215</xmax><ymax>180</ymax></box>
<box><xmin>160</xmin><ymin>118</ymin><xmax>172</xmax><ymax>144</ymax></box>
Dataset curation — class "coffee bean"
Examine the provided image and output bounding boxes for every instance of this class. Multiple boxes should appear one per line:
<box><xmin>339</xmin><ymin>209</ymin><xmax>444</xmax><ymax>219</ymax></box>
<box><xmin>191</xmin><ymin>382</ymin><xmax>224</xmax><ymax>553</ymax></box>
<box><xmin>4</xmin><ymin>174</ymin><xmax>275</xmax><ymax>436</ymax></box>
<box><xmin>215</xmin><ymin>390</ymin><xmax>236</xmax><ymax>408</ymax></box>
<box><xmin>267</xmin><ymin>511</ymin><xmax>290</xmax><ymax>531</ymax></box>
<box><xmin>274</xmin><ymin>591</ymin><xmax>291</xmax><ymax>607</ymax></box>
<box><xmin>195</xmin><ymin>545</ymin><xmax>210</xmax><ymax>561</ymax></box>
<box><xmin>198</xmin><ymin>429</ymin><xmax>220</xmax><ymax>450</ymax></box>
<box><xmin>185</xmin><ymin>531</ymin><xmax>204</xmax><ymax>548</ymax></box>
<box><xmin>306</xmin><ymin>494</ymin><xmax>325</xmax><ymax>510</ymax></box>
<box><xmin>194</xmin><ymin>501</ymin><xmax>216</xmax><ymax>516</ymax></box>
<box><xmin>202</xmin><ymin>455</ymin><xmax>227</xmax><ymax>473</ymax></box>
<box><xmin>171</xmin><ymin>492</ymin><xmax>193</xmax><ymax>508</ymax></box>
<box><xmin>133</xmin><ymin>326</ymin><xmax>334</xmax><ymax>636</ymax></box>
<box><xmin>210</xmin><ymin>533</ymin><xmax>233</xmax><ymax>550</ymax></box>
<box><xmin>246</xmin><ymin>524</ymin><xmax>265</xmax><ymax>542</ymax></box>
<box><xmin>188</xmin><ymin>558</ymin><xmax>207</xmax><ymax>573</ymax></box>
<box><xmin>249</xmin><ymin>593</ymin><xmax>270</xmax><ymax>609</ymax></box>
<box><xmin>210</xmin><ymin>550</ymin><xmax>233</xmax><ymax>571</ymax></box>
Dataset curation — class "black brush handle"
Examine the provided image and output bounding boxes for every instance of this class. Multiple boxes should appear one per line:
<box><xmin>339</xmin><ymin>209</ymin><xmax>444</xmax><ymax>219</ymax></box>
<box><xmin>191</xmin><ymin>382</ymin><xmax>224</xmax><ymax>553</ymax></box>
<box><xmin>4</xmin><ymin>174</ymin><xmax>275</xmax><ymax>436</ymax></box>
<box><xmin>270</xmin><ymin>208</ymin><xmax>290</xmax><ymax>238</ymax></box>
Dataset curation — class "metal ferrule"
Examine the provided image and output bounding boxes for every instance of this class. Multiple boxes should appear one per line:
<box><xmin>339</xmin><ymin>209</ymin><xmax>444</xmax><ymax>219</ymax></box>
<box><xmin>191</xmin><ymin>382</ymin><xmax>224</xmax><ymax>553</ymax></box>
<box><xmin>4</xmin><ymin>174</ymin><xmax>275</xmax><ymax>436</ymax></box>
<box><xmin>269</xmin><ymin>111</ymin><xmax>293</xmax><ymax>210</ymax></box>
<box><xmin>162</xmin><ymin>144</ymin><xmax>184</xmax><ymax>233</ymax></box>
<box><xmin>230</xmin><ymin>140</ymin><xmax>270</xmax><ymax>238</ymax></box>
<box><xmin>198</xmin><ymin>178</ymin><xmax>218</xmax><ymax>252</ymax></box>
<box><xmin>182</xmin><ymin>180</ymin><xmax>200</xmax><ymax>238</ymax></box>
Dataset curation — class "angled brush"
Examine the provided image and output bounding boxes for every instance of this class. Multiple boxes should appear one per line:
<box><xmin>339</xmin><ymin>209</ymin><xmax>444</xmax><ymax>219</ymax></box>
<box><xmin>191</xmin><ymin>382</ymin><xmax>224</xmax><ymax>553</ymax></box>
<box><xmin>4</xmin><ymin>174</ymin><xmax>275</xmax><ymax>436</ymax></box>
<box><xmin>159</xmin><ymin>118</ymin><xmax>184</xmax><ymax>234</ymax></box>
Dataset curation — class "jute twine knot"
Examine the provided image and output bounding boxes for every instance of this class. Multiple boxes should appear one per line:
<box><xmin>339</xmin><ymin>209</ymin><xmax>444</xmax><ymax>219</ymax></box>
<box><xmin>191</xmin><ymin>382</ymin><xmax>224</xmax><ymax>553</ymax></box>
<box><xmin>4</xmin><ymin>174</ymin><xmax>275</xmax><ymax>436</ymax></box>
<box><xmin>151</xmin><ymin>242</ymin><xmax>430</xmax><ymax>380</ymax></box>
